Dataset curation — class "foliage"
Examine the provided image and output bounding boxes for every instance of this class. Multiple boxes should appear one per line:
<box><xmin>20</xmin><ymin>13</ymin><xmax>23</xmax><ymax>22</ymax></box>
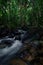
<box><xmin>0</xmin><ymin>0</ymin><xmax>43</xmax><ymax>29</ymax></box>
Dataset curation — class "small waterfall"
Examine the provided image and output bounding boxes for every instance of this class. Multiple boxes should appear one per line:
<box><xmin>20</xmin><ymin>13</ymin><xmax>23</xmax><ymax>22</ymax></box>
<box><xmin>0</xmin><ymin>38</ymin><xmax>23</xmax><ymax>65</ymax></box>
<box><xmin>0</xmin><ymin>29</ymin><xmax>40</xmax><ymax>65</ymax></box>
<box><xmin>0</xmin><ymin>40</ymin><xmax>22</xmax><ymax>57</ymax></box>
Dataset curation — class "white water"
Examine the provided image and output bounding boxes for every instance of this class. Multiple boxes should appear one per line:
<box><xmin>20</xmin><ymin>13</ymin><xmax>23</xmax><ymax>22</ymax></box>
<box><xmin>0</xmin><ymin>40</ymin><xmax>22</xmax><ymax>57</ymax></box>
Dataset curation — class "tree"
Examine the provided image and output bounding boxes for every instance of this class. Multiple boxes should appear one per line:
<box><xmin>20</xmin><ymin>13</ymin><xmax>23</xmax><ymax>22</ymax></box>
<box><xmin>0</xmin><ymin>0</ymin><xmax>43</xmax><ymax>29</ymax></box>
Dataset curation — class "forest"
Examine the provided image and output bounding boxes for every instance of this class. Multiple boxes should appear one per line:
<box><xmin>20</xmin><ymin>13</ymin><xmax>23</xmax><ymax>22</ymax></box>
<box><xmin>0</xmin><ymin>0</ymin><xmax>43</xmax><ymax>29</ymax></box>
<box><xmin>0</xmin><ymin>0</ymin><xmax>43</xmax><ymax>65</ymax></box>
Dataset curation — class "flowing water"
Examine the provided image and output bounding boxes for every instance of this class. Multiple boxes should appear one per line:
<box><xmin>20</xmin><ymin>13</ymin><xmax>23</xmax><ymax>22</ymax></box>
<box><xmin>0</xmin><ymin>29</ymin><xmax>40</xmax><ymax>65</ymax></box>
<box><xmin>0</xmin><ymin>37</ymin><xmax>23</xmax><ymax>65</ymax></box>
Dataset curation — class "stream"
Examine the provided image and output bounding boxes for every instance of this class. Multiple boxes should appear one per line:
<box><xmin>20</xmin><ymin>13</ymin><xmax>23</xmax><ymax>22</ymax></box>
<box><xmin>0</xmin><ymin>29</ymin><xmax>40</xmax><ymax>65</ymax></box>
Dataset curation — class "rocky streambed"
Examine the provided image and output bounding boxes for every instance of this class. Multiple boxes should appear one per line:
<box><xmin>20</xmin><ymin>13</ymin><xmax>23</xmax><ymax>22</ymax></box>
<box><xmin>0</xmin><ymin>29</ymin><xmax>43</xmax><ymax>65</ymax></box>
